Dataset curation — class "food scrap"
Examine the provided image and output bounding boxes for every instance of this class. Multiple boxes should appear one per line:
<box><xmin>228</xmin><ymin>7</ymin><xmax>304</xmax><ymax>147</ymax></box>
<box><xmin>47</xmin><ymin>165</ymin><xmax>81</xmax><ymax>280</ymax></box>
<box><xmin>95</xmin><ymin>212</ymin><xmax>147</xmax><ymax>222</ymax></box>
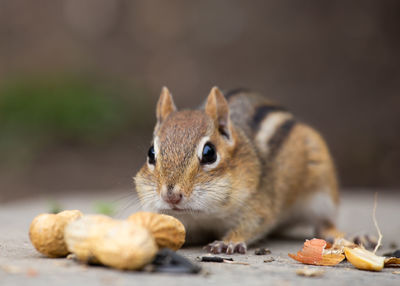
<box><xmin>26</xmin><ymin>268</ymin><xmax>39</xmax><ymax>277</ymax></box>
<box><xmin>296</xmin><ymin>268</ymin><xmax>325</xmax><ymax>277</ymax></box>
<box><xmin>288</xmin><ymin>238</ymin><xmax>345</xmax><ymax>266</ymax></box>
<box><xmin>344</xmin><ymin>247</ymin><xmax>385</xmax><ymax>271</ymax></box>
<box><xmin>384</xmin><ymin>257</ymin><xmax>400</xmax><ymax>266</ymax></box>
<box><xmin>223</xmin><ymin>260</ymin><xmax>250</xmax><ymax>265</ymax></box>
<box><xmin>197</xmin><ymin>256</ymin><xmax>233</xmax><ymax>263</ymax></box>
<box><xmin>263</xmin><ymin>257</ymin><xmax>275</xmax><ymax>263</ymax></box>
<box><xmin>197</xmin><ymin>256</ymin><xmax>249</xmax><ymax>265</ymax></box>
<box><xmin>254</xmin><ymin>248</ymin><xmax>271</xmax><ymax>255</ymax></box>
<box><xmin>1</xmin><ymin>264</ymin><xmax>23</xmax><ymax>274</ymax></box>
<box><xmin>149</xmin><ymin>248</ymin><xmax>201</xmax><ymax>274</ymax></box>
<box><xmin>342</xmin><ymin>192</ymin><xmax>395</xmax><ymax>272</ymax></box>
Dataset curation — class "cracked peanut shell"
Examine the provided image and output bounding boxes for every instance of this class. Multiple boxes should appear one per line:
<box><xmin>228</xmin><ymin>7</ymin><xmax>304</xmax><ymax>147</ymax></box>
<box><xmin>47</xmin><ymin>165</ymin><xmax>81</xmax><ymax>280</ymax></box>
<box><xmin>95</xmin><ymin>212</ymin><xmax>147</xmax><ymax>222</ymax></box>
<box><xmin>344</xmin><ymin>247</ymin><xmax>385</xmax><ymax>271</ymax></box>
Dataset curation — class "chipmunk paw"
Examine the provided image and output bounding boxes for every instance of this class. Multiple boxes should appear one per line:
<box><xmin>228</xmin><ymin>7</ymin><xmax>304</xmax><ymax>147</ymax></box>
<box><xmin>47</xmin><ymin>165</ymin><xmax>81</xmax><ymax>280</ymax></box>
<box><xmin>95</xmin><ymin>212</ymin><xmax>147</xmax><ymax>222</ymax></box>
<box><xmin>204</xmin><ymin>241</ymin><xmax>247</xmax><ymax>254</ymax></box>
<box><xmin>350</xmin><ymin>234</ymin><xmax>378</xmax><ymax>250</ymax></box>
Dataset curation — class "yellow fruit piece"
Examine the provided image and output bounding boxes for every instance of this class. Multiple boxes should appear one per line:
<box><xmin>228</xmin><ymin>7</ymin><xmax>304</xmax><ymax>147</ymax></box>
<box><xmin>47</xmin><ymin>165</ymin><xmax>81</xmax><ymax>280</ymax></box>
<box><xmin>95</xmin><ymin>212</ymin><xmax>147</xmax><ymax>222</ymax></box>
<box><xmin>128</xmin><ymin>212</ymin><xmax>186</xmax><ymax>250</ymax></box>
<box><xmin>344</xmin><ymin>247</ymin><xmax>385</xmax><ymax>271</ymax></box>
<box><xmin>29</xmin><ymin>210</ymin><xmax>83</xmax><ymax>258</ymax></box>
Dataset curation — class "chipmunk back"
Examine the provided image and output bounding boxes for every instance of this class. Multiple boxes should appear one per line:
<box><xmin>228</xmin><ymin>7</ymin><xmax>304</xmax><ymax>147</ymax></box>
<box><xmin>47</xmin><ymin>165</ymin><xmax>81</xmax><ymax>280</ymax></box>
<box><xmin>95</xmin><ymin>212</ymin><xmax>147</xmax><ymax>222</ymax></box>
<box><xmin>135</xmin><ymin>87</ymin><xmax>340</xmax><ymax>254</ymax></box>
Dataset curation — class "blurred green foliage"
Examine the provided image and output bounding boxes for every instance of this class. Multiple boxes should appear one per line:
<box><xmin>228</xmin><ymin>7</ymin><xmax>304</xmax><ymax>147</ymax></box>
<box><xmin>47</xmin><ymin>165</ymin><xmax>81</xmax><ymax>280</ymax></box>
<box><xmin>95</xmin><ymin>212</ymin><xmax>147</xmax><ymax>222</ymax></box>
<box><xmin>0</xmin><ymin>76</ymin><xmax>126</xmax><ymax>142</ymax></box>
<box><xmin>0</xmin><ymin>75</ymin><xmax>152</xmax><ymax>165</ymax></box>
<box><xmin>93</xmin><ymin>201</ymin><xmax>116</xmax><ymax>216</ymax></box>
<box><xmin>47</xmin><ymin>200</ymin><xmax>64</xmax><ymax>214</ymax></box>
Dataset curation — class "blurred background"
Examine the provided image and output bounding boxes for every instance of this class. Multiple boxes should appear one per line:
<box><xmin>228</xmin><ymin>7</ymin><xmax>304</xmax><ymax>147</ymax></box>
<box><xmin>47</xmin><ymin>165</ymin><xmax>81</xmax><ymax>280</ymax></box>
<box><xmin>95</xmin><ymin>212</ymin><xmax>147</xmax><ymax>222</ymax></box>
<box><xmin>0</xmin><ymin>0</ymin><xmax>399</xmax><ymax>202</ymax></box>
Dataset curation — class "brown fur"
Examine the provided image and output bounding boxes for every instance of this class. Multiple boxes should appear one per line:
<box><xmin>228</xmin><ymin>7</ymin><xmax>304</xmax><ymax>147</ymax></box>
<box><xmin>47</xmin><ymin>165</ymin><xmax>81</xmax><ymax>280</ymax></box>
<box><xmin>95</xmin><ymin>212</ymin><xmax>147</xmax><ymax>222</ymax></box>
<box><xmin>135</xmin><ymin>87</ymin><xmax>340</xmax><ymax>251</ymax></box>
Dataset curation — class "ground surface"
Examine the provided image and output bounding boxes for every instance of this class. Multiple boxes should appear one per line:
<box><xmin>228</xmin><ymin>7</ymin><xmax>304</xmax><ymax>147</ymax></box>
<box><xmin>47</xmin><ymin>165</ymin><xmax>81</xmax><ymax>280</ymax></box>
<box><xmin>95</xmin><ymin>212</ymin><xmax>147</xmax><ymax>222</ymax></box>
<box><xmin>0</xmin><ymin>190</ymin><xmax>399</xmax><ymax>286</ymax></box>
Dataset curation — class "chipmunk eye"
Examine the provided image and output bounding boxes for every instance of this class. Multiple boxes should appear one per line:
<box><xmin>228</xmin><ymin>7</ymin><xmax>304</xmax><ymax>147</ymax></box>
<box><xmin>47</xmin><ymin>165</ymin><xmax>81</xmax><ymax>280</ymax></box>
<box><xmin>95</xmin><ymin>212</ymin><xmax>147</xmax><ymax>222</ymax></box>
<box><xmin>147</xmin><ymin>145</ymin><xmax>156</xmax><ymax>165</ymax></box>
<box><xmin>201</xmin><ymin>142</ymin><xmax>217</xmax><ymax>164</ymax></box>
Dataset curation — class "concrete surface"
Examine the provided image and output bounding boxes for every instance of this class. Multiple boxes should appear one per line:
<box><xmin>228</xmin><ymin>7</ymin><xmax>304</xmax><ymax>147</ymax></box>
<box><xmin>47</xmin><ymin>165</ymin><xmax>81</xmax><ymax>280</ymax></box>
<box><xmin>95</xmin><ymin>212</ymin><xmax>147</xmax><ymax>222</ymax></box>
<box><xmin>0</xmin><ymin>190</ymin><xmax>399</xmax><ymax>286</ymax></box>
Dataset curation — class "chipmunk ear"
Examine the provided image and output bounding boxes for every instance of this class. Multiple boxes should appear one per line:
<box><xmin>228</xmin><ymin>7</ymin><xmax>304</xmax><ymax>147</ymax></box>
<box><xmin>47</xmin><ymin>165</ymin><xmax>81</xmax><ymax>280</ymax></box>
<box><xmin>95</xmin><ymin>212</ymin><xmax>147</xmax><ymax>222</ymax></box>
<box><xmin>156</xmin><ymin>86</ymin><xmax>177</xmax><ymax>123</ymax></box>
<box><xmin>205</xmin><ymin>87</ymin><xmax>234</xmax><ymax>144</ymax></box>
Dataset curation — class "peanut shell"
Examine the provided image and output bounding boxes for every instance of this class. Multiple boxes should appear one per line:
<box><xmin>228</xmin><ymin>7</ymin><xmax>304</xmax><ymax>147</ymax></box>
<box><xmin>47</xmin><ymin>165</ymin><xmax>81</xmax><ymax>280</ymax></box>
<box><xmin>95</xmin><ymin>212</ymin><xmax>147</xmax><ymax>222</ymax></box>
<box><xmin>29</xmin><ymin>210</ymin><xmax>83</xmax><ymax>257</ymax></box>
<box><xmin>344</xmin><ymin>247</ymin><xmax>385</xmax><ymax>271</ymax></box>
<box><xmin>64</xmin><ymin>214</ymin><xmax>114</xmax><ymax>263</ymax></box>
<box><xmin>92</xmin><ymin>221</ymin><xmax>157</xmax><ymax>270</ymax></box>
<box><xmin>128</xmin><ymin>212</ymin><xmax>186</xmax><ymax>250</ymax></box>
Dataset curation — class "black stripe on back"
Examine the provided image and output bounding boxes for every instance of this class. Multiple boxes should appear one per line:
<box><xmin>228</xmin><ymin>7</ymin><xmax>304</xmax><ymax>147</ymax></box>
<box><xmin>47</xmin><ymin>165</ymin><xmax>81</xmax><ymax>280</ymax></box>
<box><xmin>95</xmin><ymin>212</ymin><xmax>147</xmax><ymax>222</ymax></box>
<box><xmin>224</xmin><ymin>88</ymin><xmax>250</xmax><ymax>99</ymax></box>
<box><xmin>251</xmin><ymin>104</ymin><xmax>287</xmax><ymax>131</ymax></box>
<box><xmin>267</xmin><ymin>119</ymin><xmax>296</xmax><ymax>160</ymax></box>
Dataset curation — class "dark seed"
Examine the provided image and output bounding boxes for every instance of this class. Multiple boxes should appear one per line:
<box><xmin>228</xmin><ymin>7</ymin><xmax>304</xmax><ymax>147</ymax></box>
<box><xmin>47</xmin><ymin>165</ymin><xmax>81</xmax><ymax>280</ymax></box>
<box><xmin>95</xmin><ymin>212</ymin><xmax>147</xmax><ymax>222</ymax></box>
<box><xmin>254</xmin><ymin>248</ymin><xmax>271</xmax><ymax>255</ymax></box>
<box><xmin>198</xmin><ymin>256</ymin><xmax>234</xmax><ymax>263</ymax></box>
<box><xmin>383</xmin><ymin>249</ymin><xmax>400</xmax><ymax>258</ymax></box>
<box><xmin>394</xmin><ymin>250</ymin><xmax>400</xmax><ymax>258</ymax></box>
<box><xmin>151</xmin><ymin>248</ymin><xmax>201</xmax><ymax>274</ymax></box>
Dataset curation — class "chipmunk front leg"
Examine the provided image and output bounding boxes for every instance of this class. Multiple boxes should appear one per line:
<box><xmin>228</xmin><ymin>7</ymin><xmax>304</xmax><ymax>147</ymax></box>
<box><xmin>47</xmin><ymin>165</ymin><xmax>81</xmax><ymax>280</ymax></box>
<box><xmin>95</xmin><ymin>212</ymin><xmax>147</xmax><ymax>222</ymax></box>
<box><xmin>205</xmin><ymin>206</ymin><xmax>276</xmax><ymax>254</ymax></box>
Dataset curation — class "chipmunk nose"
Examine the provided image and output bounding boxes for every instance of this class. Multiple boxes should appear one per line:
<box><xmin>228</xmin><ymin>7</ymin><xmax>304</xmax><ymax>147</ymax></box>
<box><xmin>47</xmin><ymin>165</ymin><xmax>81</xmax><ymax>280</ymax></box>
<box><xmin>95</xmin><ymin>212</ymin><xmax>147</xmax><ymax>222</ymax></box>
<box><xmin>161</xmin><ymin>184</ymin><xmax>183</xmax><ymax>205</ymax></box>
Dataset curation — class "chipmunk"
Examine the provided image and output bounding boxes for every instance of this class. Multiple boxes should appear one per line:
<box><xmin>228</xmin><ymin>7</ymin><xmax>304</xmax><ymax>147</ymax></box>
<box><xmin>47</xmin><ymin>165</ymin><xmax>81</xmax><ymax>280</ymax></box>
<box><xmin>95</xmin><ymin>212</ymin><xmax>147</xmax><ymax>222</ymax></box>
<box><xmin>134</xmin><ymin>87</ymin><xmax>341</xmax><ymax>254</ymax></box>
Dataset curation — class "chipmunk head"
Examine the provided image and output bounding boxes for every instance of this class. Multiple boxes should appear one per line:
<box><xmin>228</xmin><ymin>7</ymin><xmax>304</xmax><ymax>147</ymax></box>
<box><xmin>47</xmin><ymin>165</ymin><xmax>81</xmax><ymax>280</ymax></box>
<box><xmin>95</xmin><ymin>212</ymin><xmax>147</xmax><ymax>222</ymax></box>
<box><xmin>134</xmin><ymin>86</ymin><xmax>240</xmax><ymax>214</ymax></box>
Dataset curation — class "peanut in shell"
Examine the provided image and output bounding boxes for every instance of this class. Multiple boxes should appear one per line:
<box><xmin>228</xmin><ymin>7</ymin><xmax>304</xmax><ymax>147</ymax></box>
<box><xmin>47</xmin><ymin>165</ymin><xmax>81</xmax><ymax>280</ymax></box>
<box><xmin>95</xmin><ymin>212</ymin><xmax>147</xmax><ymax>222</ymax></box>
<box><xmin>29</xmin><ymin>210</ymin><xmax>83</xmax><ymax>258</ymax></box>
<box><xmin>91</xmin><ymin>221</ymin><xmax>157</xmax><ymax>270</ymax></box>
<box><xmin>64</xmin><ymin>214</ymin><xmax>114</xmax><ymax>263</ymax></box>
<box><xmin>128</xmin><ymin>212</ymin><xmax>186</xmax><ymax>250</ymax></box>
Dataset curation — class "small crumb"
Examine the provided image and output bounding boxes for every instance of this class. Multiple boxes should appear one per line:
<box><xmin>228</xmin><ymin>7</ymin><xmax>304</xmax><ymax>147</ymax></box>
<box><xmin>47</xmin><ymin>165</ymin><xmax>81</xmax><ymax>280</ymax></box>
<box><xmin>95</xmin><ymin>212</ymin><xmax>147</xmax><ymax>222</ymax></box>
<box><xmin>223</xmin><ymin>260</ymin><xmax>250</xmax><ymax>265</ymax></box>
<box><xmin>100</xmin><ymin>275</ymin><xmax>119</xmax><ymax>284</ymax></box>
<box><xmin>200</xmin><ymin>269</ymin><xmax>212</xmax><ymax>277</ymax></box>
<box><xmin>26</xmin><ymin>268</ymin><xmax>38</xmax><ymax>277</ymax></box>
<box><xmin>392</xmin><ymin>271</ymin><xmax>400</xmax><ymax>275</ymax></box>
<box><xmin>143</xmin><ymin>264</ymin><xmax>156</xmax><ymax>272</ymax></box>
<box><xmin>1</xmin><ymin>264</ymin><xmax>22</xmax><ymax>274</ymax></box>
<box><xmin>80</xmin><ymin>264</ymin><xmax>89</xmax><ymax>271</ymax></box>
<box><xmin>296</xmin><ymin>268</ymin><xmax>324</xmax><ymax>277</ymax></box>
<box><xmin>53</xmin><ymin>260</ymin><xmax>72</xmax><ymax>267</ymax></box>
<box><xmin>263</xmin><ymin>257</ymin><xmax>275</xmax><ymax>263</ymax></box>
<box><xmin>389</xmin><ymin>242</ymin><xmax>398</xmax><ymax>249</ymax></box>
<box><xmin>254</xmin><ymin>248</ymin><xmax>271</xmax><ymax>255</ymax></box>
